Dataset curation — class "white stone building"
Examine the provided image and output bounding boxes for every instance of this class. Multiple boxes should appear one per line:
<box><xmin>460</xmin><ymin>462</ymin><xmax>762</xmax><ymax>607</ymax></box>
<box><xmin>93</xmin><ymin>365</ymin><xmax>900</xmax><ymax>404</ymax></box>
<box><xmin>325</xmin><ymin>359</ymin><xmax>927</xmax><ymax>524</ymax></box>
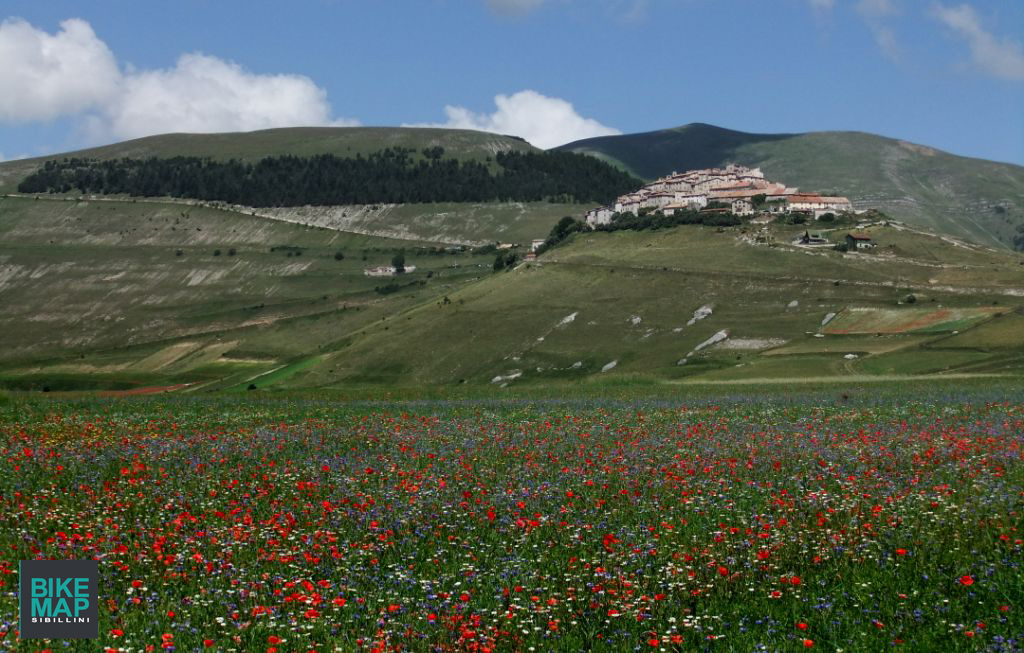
<box><xmin>585</xmin><ymin>206</ymin><xmax>615</xmax><ymax>227</ymax></box>
<box><xmin>786</xmin><ymin>195</ymin><xmax>853</xmax><ymax>214</ymax></box>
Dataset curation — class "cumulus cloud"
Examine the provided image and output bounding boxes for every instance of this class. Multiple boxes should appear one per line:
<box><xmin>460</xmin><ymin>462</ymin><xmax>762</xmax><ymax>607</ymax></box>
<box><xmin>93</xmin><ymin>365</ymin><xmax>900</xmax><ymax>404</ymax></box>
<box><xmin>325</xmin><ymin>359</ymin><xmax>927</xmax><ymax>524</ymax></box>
<box><xmin>0</xmin><ymin>17</ymin><xmax>355</xmax><ymax>141</ymax></box>
<box><xmin>413</xmin><ymin>90</ymin><xmax>620</xmax><ymax>149</ymax></box>
<box><xmin>97</xmin><ymin>53</ymin><xmax>351</xmax><ymax>140</ymax></box>
<box><xmin>934</xmin><ymin>4</ymin><xmax>1024</xmax><ymax>81</ymax></box>
<box><xmin>0</xmin><ymin>18</ymin><xmax>120</xmax><ymax>123</ymax></box>
<box><xmin>486</xmin><ymin>0</ymin><xmax>546</xmax><ymax>15</ymax></box>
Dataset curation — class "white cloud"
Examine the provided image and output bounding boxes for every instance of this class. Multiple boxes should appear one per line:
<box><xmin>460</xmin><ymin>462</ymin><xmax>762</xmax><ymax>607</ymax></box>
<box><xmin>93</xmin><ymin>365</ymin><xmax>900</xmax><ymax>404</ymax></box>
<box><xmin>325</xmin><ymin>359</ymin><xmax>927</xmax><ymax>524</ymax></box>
<box><xmin>934</xmin><ymin>4</ymin><xmax>1024</xmax><ymax>81</ymax></box>
<box><xmin>98</xmin><ymin>53</ymin><xmax>353</xmax><ymax>140</ymax></box>
<box><xmin>856</xmin><ymin>0</ymin><xmax>902</xmax><ymax>61</ymax></box>
<box><xmin>807</xmin><ymin>0</ymin><xmax>835</xmax><ymax>11</ymax></box>
<box><xmin>0</xmin><ymin>17</ymin><xmax>356</xmax><ymax>141</ymax></box>
<box><xmin>0</xmin><ymin>18</ymin><xmax>120</xmax><ymax>123</ymax></box>
<box><xmin>869</xmin><ymin>24</ymin><xmax>902</xmax><ymax>60</ymax></box>
<box><xmin>414</xmin><ymin>90</ymin><xmax>620</xmax><ymax>149</ymax></box>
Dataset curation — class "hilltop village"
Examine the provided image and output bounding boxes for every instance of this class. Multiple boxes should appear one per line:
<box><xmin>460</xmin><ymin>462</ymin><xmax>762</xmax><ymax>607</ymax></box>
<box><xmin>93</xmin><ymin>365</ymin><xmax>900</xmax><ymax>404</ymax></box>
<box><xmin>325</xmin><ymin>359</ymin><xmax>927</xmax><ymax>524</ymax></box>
<box><xmin>585</xmin><ymin>164</ymin><xmax>853</xmax><ymax>226</ymax></box>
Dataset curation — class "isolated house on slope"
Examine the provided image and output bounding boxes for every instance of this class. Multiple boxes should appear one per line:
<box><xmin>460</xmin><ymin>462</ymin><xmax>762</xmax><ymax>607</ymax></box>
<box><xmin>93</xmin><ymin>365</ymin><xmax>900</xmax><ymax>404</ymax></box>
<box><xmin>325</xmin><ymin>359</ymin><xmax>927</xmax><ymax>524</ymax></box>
<box><xmin>845</xmin><ymin>233</ymin><xmax>874</xmax><ymax>250</ymax></box>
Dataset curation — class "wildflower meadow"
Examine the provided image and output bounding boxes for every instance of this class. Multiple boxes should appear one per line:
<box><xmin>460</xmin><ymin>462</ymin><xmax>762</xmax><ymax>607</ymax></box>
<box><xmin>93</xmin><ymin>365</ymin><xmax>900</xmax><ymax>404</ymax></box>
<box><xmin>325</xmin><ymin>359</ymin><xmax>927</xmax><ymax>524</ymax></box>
<box><xmin>1</xmin><ymin>393</ymin><xmax>1022</xmax><ymax>652</ymax></box>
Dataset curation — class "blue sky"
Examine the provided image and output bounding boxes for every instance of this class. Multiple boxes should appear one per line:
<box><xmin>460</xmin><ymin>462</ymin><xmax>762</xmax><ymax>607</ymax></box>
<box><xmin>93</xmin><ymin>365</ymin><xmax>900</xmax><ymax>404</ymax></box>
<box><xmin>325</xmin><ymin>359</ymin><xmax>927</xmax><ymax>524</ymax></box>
<box><xmin>1</xmin><ymin>0</ymin><xmax>1022</xmax><ymax>164</ymax></box>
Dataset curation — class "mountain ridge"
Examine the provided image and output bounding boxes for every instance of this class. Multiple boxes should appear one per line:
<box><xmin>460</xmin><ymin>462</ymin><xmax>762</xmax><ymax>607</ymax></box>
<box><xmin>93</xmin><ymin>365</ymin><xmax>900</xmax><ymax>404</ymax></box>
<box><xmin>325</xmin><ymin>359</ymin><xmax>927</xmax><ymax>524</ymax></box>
<box><xmin>0</xmin><ymin>126</ymin><xmax>539</xmax><ymax>194</ymax></box>
<box><xmin>4</xmin><ymin>123</ymin><xmax>1023</xmax><ymax>250</ymax></box>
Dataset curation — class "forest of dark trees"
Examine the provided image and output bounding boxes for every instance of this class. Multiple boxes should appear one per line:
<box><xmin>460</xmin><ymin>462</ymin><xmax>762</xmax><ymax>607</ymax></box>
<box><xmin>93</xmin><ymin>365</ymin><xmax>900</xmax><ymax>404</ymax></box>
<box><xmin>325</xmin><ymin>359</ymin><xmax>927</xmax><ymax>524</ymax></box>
<box><xmin>17</xmin><ymin>147</ymin><xmax>641</xmax><ymax>206</ymax></box>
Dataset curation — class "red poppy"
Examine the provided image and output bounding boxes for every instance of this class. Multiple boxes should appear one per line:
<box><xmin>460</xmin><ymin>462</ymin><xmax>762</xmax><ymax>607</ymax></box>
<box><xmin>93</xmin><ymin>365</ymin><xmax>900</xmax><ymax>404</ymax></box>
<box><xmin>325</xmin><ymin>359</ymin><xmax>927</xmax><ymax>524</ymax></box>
<box><xmin>960</xmin><ymin>575</ymin><xmax>974</xmax><ymax>586</ymax></box>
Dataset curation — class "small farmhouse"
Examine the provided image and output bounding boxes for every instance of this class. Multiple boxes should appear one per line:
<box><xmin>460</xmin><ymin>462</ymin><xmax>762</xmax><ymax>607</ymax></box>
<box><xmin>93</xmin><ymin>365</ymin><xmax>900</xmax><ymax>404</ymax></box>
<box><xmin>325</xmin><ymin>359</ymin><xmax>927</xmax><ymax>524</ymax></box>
<box><xmin>845</xmin><ymin>233</ymin><xmax>874</xmax><ymax>250</ymax></box>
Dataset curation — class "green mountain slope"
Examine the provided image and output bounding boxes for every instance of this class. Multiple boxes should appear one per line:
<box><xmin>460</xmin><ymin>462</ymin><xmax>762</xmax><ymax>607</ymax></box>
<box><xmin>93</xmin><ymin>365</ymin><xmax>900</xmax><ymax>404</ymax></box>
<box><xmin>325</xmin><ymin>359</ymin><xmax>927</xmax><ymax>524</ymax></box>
<box><xmin>285</xmin><ymin>221</ymin><xmax>1024</xmax><ymax>389</ymax></box>
<box><xmin>0</xmin><ymin>128</ymin><xmax>584</xmax><ymax>245</ymax></box>
<box><xmin>556</xmin><ymin>123</ymin><xmax>1024</xmax><ymax>250</ymax></box>
<box><xmin>0</xmin><ymin>194</ymin><xmax>502</xmax><ymax>391</ymax></box>
<box><xmin>6</xmin><ymin>204</ymin><xmax>1021</xmax><ymax>391</ymax></box>
<box><xmin>0</xmin><ymin>127</ymin><xmax>538</xmax><ymax>193</ymax></box>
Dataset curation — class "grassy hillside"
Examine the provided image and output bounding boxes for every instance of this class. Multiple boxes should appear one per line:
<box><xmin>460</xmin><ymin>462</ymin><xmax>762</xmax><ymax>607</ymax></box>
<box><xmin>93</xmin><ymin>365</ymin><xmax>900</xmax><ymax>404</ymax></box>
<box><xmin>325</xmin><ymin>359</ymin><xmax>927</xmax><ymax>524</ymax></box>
<box><xmin>4</xmin><ymin>207</ymin><xmax>1023</xmax><ymax>391</ymax></box>
<box><xmin>4</xmin><ymin>126</ymin><xmax>1023</xmax><ymax>393</ymax></box>
<box><xmin>557</xmin><ymin>123</ymin><xmax>1024</xmax><ymax>250</ymax></box>
<box><xmin>284</xmin><ymin>220</ymin><xmax>1023</xmax><ymax>390</ymax></box>
<box><xmin>0</xmin><ymin>127</ymin><xmax>537</xmax><ymax>193</ymax></box>
<box><xmin>0</xmin><ymin>194</ymin><xmax>503</xmax><ymax>391</ymax></box>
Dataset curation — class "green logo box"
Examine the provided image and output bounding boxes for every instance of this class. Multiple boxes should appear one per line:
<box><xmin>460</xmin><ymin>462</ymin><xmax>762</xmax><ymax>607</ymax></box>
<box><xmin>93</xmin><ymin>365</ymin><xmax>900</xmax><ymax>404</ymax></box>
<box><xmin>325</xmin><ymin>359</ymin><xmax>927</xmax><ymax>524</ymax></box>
<box><xmin>19</xmin><ymin>560</ymin><xmax>98</xmax><ymax>640</ymax></box>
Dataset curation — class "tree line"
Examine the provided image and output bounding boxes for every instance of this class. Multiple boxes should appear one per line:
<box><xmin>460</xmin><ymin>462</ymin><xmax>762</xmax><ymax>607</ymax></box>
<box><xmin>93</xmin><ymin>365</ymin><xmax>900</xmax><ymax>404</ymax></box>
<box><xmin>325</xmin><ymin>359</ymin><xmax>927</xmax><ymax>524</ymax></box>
<box><xmin>594</xmin><ymin>208</ymin><xmax>741</xmax><ymax>232</ymax></box>
<box><xmin>17</xmin><ymin>147</ymin><xmax>640</xmax><ymax>206</ymax></box>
